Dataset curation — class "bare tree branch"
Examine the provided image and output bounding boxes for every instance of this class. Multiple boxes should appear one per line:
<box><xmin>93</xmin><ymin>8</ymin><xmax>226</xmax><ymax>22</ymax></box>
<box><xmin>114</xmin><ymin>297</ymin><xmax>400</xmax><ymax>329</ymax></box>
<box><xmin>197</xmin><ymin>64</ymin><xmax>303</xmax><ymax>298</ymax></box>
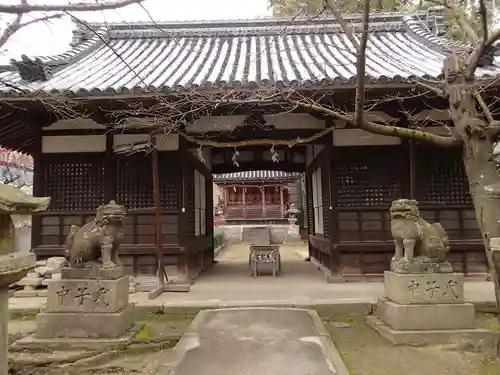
<box><xmin>286</xmin><ymin>98</ymin><xmax>460</xmax><ymax>147</ymax></box>
<box><xmin>0</xmin><ymin>1</ymin><xmax>24</xmax><ymax>50</ymax></box>
<box><xmin>467</xmin><ymin>28</ymin><xmax>500</xmax><ymax>77</ymax></box>
<box><xmin>478</xmin><ymin>0</ymin><xmax>489</xmax><ymax>42</ymax></box>
<box><xmin>428</xmin><ymin>0</ymin><xmax>478</xmax><ymax>43</ymax></box>
<box><xmin>355</xmin><ymin>0</ymin><xmax>370</xmax><ymax>126</ymax></box>
<box><xmin>0</xmin><ymin>0</ymin><xmax>145</xmax><ymax>14</ymax></box>
<box><xmin>0</xmin><ymin>12</ymin><xmax>63</xmax><ymax>49</ymax></box>
<box><xmin>325</xmin><ymin>0</ymin><xmax>360</xmax><ymax>49</ymax></box>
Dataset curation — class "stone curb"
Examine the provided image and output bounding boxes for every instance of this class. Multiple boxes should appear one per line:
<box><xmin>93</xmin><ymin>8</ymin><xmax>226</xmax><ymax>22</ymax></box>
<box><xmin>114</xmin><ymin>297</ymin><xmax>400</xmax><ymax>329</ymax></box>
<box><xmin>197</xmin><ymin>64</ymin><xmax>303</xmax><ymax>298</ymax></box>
<box><xmin>9</xmin><ymin>300</ymin><xmax>372</xmax><ymax>316</ymax></box>
<box><xmin>308</xmin><ymin>309</ymin><xmax>351</xmax><ymax>375</ymax></box>
<box><xmin>9</xmin><ymin>300</ymin><xmax>497</xmax><ymax>316</ymax></box>
<box><xmin>213</xmin><ymin>240</ymin><xmax>229</xmax><ymax>257</ymax></box>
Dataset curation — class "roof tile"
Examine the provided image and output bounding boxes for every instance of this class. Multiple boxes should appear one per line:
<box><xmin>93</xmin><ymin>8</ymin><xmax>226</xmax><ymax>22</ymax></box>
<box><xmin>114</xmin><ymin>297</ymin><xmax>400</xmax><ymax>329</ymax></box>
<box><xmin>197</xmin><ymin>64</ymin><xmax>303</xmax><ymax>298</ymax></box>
<box><xmin>1</xmin><ymin>10</ymin><xmax>499</xmax><ymax>96</ymax></box>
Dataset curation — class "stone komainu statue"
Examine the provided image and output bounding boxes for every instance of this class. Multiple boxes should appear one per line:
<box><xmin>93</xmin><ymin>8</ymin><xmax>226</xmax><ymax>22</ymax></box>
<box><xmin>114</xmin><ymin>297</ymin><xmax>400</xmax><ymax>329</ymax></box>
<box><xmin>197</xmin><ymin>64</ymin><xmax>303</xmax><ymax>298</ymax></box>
<box><xmin>390</xmin><ymin>199</ymin><xmax>450</xmax><ymax>263</ymax></box>
<box><xmin>64</xmin><ymin>200</ymin><xmax>127</xmax><ymax>269</ymax></box>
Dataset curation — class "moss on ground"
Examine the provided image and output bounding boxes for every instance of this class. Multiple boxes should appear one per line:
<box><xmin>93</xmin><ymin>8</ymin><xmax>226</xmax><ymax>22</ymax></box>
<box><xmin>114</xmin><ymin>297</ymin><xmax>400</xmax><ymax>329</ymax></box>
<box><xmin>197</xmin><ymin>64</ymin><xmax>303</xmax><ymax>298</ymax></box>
<box><xmin>319</xmin><ymin>313</ymin><xmax>500</xmax><ymax>375</ymax></box>
<box><xmin>10</xmin><ymin>310</ymin><xmax>37</xmax><ymax>321</ymax></box>
<box><xmin>476</xmin><ymin>313</ymin><xmax>500</xmax><ymax>332</ymax></box>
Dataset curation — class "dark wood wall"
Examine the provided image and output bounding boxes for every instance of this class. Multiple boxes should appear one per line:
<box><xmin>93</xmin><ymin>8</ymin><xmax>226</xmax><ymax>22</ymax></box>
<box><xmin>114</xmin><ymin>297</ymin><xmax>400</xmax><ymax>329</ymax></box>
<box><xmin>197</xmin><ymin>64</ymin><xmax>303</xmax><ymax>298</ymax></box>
<box><xmin>306</xmin><ymin>140</ymin><xmax>339</xmax><ymax>278</ymax></box>
<box><xmin>180</xmin><ymin>147</ymin><xmax>214</xmax><ymax>280</ymax></box>
<box><xmin>32</xmin><ymin>142</ymin><xmax>213</xmax><ymax>279</ymax></box>
<box><xmin>328</xmin><ymin>142</ymin><xmax>485</xmax><ymax>276</ymax></box>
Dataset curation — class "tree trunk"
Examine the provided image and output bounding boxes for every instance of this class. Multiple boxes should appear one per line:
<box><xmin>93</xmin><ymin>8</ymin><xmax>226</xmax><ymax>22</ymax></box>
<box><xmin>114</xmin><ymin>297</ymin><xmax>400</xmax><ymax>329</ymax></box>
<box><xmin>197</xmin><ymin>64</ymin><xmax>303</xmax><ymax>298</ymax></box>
<box><xmin>461</xmin><ymin>135</ymin><xmax>500</xmax><ymax>312</ymax></box>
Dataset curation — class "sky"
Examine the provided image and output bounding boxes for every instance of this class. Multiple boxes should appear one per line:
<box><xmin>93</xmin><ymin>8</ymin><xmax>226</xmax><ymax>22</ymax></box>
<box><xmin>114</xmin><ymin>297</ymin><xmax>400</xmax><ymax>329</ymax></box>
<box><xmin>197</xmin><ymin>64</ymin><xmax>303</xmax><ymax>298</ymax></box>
<box><xmin>0</xmin><ymin>0</ymin><xmax>272</xmax><ymax>64</ymax></box>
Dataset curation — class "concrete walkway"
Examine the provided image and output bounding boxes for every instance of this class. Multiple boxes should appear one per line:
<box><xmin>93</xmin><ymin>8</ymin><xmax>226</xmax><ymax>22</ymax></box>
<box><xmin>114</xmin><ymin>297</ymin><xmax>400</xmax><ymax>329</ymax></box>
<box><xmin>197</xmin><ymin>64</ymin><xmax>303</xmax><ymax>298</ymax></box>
<box><xmin>7</xmin><ymin>244</ymin><xmax>497</xmax><ymax>312</ymax></box>
<box><xmin>168</xmin><ymin>308</ymin><xmax>346</xmax><ymax>375</ymax></box>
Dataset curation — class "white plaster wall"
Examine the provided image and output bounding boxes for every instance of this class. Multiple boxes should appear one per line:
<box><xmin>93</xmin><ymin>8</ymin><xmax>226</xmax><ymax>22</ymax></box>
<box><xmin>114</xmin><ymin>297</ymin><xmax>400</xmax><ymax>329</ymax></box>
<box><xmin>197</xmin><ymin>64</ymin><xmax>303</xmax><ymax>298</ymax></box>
<box><xmin>213</xmin><ymin>183</ymin><xmax>223</xmax><ymax>206</ymax></box>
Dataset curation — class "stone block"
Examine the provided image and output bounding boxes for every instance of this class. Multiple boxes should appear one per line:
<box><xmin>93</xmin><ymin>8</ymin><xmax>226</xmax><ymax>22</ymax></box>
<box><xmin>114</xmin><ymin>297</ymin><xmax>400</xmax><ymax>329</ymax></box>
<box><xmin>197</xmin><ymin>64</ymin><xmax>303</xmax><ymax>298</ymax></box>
<box><xmin>377</xmin><ymin>299</ymin><xmax>476</xmax><ymax>330</ymax></box>
<box><xmin>384</xmin><ymin>271</ymin><xmax>464</xmax><ymax>305</ymax></box>
<box><xmin>390</xmin><ymin>259</ymin><xmax>453</xmax><ymax>274</ymax></box>
<box><xmin>61</xmin><ymin>266</ymin><xmax>126</xmax><ymax>280</ymax></box>
<box><xmin>35</xmin><ymin>306</ymin><xmax>133</xmax><ymax>339</ymax></box>
<box><xmin>16</xmin><ymin>277</ymin><xmax>42</xmax><ymax>287</ymax></box>
<box><xmin>46</xmin><ymin>257</ymin><xmax>66</xmax><ymax>270</ymax></box>
<box><xmin>34</xmin><ymin>266</ymin><xmax>50</xmax><ymax>277</ymax></box>
<box><xmin>37</xmin><ymin>290</ymin><xmax>48</xmax><ymax>297</ymax></box>
<box><xmin>367</xmin><ymin>315</ymin><xmax>496</xmax><ymax>346</ymax></box>
<box><xmin>13</xmin><ymin>289</ymin><xmax>39</xmax><ymax>298</ymax></box>
<box><xmin>45</xmin><ymin>276</ymin><xmax>129</xmax><ymax>313</ymax></box>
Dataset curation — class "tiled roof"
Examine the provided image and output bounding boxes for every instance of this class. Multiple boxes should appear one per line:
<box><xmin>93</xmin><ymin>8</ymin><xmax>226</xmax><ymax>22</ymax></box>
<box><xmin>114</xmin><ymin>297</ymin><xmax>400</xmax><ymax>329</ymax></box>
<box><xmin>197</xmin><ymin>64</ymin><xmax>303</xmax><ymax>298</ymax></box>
<box><xmin>1</xmin><ymin>10</ymin><xmax>500</xmax><ymax>96</ymax></box>
<box><xmin>213</xmin><ymin>170</ymin><xmax>301</xmax><ymax>182</ymax></box>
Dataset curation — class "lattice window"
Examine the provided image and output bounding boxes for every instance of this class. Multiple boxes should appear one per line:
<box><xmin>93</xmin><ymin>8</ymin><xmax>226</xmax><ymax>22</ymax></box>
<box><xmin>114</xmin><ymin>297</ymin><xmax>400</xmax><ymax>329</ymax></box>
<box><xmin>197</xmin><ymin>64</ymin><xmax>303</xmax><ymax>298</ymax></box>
<box><xmin>416</xmin><ymin>147</ymin><xmax>471</xmax><ymax>205</ymax></box>
<box><xmin>116</xmin><ymin>155</ymin><xmax>154</xmax><ymax>210</ymax></box>
<box><xmin>116</xmin><ymin>154</ymin><xmax>179</xmax><ymax>210</ymax></box>
<box><xmin>158</xmin><ymin>154</ymin><xmax>179</xmax><ymax>209</ymax></box>
<box><xmin>333</xmin><ymin>147</ymin><xmax>404</xmax><ymax>208</ymax></box>
<box><xmin>44</xmin><ymin>157</ymin><xmax>105</xmax><ymax>211</ymax></box>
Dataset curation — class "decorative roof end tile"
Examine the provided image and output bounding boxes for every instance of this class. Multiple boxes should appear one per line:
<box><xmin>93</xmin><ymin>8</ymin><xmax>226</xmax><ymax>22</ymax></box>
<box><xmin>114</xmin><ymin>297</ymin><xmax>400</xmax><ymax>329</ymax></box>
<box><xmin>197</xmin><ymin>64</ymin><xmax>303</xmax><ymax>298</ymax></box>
<box><xmin>10</xmin><ymin>55</ymin><xmax>52</xmax><ymax>82</ymax></box>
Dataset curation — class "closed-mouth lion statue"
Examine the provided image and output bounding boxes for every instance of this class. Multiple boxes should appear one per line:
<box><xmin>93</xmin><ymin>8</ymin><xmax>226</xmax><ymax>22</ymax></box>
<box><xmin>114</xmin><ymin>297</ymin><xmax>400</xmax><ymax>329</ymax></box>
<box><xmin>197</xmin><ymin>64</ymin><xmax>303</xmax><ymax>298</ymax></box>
<box><xmin>390</xmin><ymin>199</ymin><xmax>450</xmax><ymax>263</ymax></box>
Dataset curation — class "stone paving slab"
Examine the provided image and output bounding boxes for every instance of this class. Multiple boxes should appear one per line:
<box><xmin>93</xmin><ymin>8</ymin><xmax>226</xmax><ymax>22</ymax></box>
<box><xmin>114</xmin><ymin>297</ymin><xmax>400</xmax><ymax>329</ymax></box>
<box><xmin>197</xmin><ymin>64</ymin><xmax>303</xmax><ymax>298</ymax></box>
<box><xmin>165</xmin><ymin>308</ymin><xmax>348</xmax><ymax>375</ymax></box>
<box><xmin>7</xmin><ymin>280</ymin><xmax>495</xmax><ymax>314</ymax></box>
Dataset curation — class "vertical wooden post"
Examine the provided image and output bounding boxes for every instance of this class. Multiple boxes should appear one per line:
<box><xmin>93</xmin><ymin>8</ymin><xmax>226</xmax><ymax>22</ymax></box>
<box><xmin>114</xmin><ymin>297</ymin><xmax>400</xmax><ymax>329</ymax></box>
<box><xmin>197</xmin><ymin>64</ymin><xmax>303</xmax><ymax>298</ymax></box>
<box><xmin>242</xmin><ymin>186</ymin><xmax>246</xmax><ymax>218</ymax></box>
<box><xmin>408</xmin><ymin>140</ymin><xmax>416</xmax><ymax>199</ymax></box>
<box><xmin>151</xmin><ymin>140</ymin><xmax>168</xmax><ymax>286</ymax></box>
<box><xmin>261</xmin><ymin>186</ymin><xmax>266</xmax><ymax>218</ymax></box>
<box><xmin>32</xmin><ymin>119</ymin><xmax>44</xmax><ymax>251</ymax></box>
<box><xmin>279</xmin><ymin>185</ymin><xmax>284</xmax><ymax>218</ymax></box>
<box><xmin>104</xmin><ymin>132</ymin><xmax>116</xmax><ymax>202</ymax></box>
<box><xmin>222</xmin><ymin>187</ymin><xmax>228</xmax><ymax>216</ymax></box>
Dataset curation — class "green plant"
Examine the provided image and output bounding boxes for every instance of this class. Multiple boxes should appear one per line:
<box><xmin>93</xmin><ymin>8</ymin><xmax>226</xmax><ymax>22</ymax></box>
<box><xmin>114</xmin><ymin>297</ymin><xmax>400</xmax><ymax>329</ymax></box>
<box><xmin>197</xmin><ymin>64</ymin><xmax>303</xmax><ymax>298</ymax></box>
<box><xmin>213</xmin><ymin>232</ymin><xmax>225</xmax><ymax>248</ymax></box>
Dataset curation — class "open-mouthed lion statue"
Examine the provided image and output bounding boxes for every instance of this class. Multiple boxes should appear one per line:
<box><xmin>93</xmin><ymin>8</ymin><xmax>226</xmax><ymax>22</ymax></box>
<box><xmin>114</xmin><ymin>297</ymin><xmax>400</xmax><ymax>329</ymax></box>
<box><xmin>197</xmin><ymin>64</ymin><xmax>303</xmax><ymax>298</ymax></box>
<box><xmin>64</xmin><ymin>200</ymin><xmax>127</xmax><ymax>269</ymax></box>
<box><xmin>390</xmin><ymin>199</ymin><xmax>450</xmax><ymax>264</ymax></box>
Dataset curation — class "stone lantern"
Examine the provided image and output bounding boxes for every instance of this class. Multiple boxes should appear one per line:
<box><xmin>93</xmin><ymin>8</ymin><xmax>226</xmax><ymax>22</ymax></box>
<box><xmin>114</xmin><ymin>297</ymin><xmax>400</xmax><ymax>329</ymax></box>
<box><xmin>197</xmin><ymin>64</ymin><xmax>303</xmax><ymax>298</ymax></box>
<box><xmin>285</xmin><ymin>203</ymin><xmax>302</xmax><ymax>244</ymax></box>
<box><xmin>0</xmin><ymin>184</ymin><xmax>50</xmax><ymax>374</ymax></box>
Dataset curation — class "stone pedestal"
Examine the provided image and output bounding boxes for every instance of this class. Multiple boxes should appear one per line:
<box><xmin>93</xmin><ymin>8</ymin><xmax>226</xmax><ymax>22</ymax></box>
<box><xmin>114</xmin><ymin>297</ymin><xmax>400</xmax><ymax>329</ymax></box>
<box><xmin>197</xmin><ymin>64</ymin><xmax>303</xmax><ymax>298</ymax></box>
<box><xmin>36</xmin><ymin>266</ymin><xmax>133</xmax><ymax>339</ymax></box>
<box><xmin>0</xmin><ymin>252</ymin><xmax>36</xmax><ymax>375</ymax></box>
<box><xmin>367</xmin><ymin>271</ymin><xmax>493</xmax><ymax>346</ymax></box>
<box><xmin>15</xmin><ymin>266</ymin><xmax>138</xmax><ymax>348</ymax></box>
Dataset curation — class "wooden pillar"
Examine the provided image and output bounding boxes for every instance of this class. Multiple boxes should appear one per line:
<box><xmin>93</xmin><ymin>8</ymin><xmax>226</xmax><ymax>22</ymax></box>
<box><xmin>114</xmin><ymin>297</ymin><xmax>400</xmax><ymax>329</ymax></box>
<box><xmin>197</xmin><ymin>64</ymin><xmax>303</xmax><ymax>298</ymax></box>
<box><xmin>242</xmin><ymin>187</ymin><xmax>246</xmax><ymax>218</ymax></box>
<box><xmin>32</xmin><ymin>117</ymin><xmax>44</xmax><ymax>251</ymax></box>
<box><xmin>222</xmin><ymin>187</ymin><xmax>228</xmax><ymax>215</ymax></box>
<box><xmin>408</xmin><ymin>140</ymin><xmax>416</xmax><ymax>199</ymax></box>
<box><xmin>279</xmin><ymin>186</ymin><xmax>284</xmax><ymax>217</ymax></box>
<box><xmin>261</xmin><ymin>187</ymin><xmax>266</xmax><ymax>218</ymax></box>
<box><xmin>105</xmin><ymin>132</ymin><xmax>116</xmax><ymax>202</ymax></box>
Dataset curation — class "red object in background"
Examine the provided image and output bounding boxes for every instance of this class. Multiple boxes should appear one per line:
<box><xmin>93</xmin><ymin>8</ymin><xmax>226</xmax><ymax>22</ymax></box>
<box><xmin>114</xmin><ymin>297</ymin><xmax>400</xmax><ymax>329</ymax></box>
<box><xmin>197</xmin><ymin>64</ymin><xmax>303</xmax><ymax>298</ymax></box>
<box><xmin>214</xmin><ymin>218</ymin><xmax>225</xmax><ymax>225</ymax></box>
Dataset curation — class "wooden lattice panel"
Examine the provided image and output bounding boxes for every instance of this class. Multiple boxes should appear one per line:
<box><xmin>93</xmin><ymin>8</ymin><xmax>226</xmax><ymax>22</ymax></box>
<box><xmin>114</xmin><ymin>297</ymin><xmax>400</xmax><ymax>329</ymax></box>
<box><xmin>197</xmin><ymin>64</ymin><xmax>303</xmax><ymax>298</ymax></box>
<box><xmin>44</xmin><ymin>156</ymin><xmax>105</xmax><ymax>211</ymax></box>
<box><xmin>416</xmin><ymin>147</ymin><xmax>471</xmax><ymax>204</ymax></box>
<box><xmin>333</xmin><ymin>147</ymin><xmax>405</xmax><ymax>208</ymax></box>
<box><xmin>116</xmin><ymin>153</ymin><xmax>179</xmax><ymax>210</ymax></box>
<box><xmin>158</xmin><ymin>153</ymin><xmax>180</xmax><ymax>209</ymax></box>
<box><xmin>321</xmin><ymin>166</ymin><xmax>330</xmax><ymax>237</ymax></box>
<box><xmin>116</xmin><ymin>155</ymin><xmax>154</xmax><ymax>210</ymax></box>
